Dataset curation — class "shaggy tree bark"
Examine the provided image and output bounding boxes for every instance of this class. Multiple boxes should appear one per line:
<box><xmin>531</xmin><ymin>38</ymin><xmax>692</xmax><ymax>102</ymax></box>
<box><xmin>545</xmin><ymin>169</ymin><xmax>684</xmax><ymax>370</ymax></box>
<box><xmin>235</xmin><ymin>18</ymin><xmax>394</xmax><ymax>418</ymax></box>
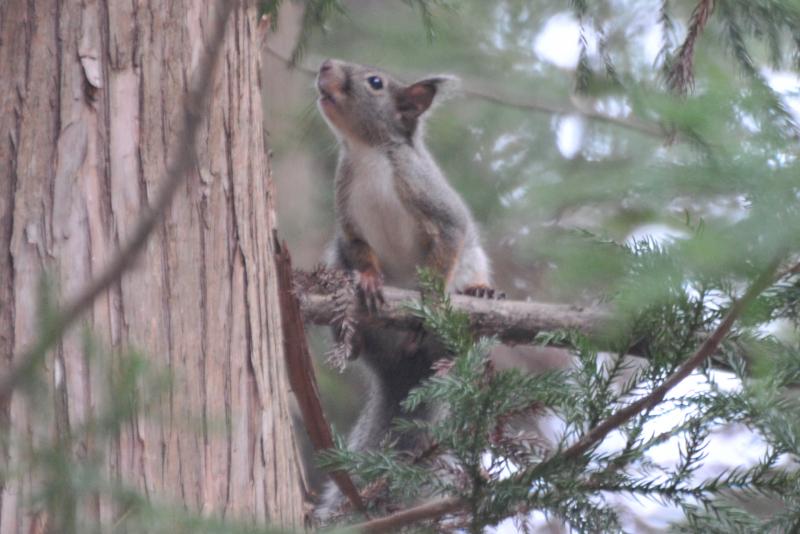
<box><xmin>0</xmin><ymin>1</ymin><xmax>305</xmax><ymax>531</ymax></box>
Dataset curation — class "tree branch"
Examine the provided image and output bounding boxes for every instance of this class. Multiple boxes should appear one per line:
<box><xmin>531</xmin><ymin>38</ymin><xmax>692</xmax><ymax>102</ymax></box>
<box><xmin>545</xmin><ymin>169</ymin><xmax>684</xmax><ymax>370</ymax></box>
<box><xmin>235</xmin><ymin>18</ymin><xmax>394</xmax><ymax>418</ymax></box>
<box><xmin>350</xmin><ymin>496</ymin><xmax>464</xmax><ymax>534</ymax></box>
<box><xmin>297</xmin><ymin>280</ymin><xmax>613</xmax><ymax>347</ymax></box>
<box><xmin>0</xmin><ymin>1</ymin><xmax>234</xmax><ymax>400</ymax></box>
<box><xmin>461</xmin><ymin>85</ymin><xmax>668</xmax><ymax>139</ymax></box>
<box><xmin>667</xmin><ymin>0</ymin><xmax>716</xmax><ymax>93</ymax></box>
<box><xmin>554</xmin><ymin>257</ymin><xmax>780</xmax><ymax>465</ymax></box>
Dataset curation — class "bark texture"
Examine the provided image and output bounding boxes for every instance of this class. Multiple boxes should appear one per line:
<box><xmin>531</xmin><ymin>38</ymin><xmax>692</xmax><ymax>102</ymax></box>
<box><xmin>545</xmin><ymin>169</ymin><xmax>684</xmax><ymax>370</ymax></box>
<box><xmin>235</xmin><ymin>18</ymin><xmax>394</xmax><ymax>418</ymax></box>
<box><xmin>0</xmin><ymin>1</ymin><xmax>305</xmax><ymax>531</ymax></box>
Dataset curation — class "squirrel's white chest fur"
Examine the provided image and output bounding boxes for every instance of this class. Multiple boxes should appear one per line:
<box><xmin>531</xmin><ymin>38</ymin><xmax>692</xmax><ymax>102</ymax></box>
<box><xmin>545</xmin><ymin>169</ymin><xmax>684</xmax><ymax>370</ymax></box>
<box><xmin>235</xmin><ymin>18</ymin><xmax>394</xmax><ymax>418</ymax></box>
<box><xmin>345</xmin><ymin>146</ymin><xmax>423</xmax><ymax>286</ymax></box>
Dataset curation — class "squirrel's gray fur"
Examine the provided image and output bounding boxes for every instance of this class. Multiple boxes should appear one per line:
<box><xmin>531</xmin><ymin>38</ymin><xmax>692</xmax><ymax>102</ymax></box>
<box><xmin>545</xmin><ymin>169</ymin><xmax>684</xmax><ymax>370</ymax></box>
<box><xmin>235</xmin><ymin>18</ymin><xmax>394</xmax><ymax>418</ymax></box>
<box><xmin>313</xmin><ymin>59</ymin><xmax>492</xmax><ymax>521</ymax></box>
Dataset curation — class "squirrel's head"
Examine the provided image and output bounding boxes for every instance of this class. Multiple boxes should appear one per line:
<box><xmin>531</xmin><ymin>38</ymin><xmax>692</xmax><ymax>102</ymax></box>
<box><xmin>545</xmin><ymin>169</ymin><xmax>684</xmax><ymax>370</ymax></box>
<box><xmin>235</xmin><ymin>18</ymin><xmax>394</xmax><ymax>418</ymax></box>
<box><xmin>316</xmin><ymin>59</ymin><xmax>458</xmax><ymax>146</ymax></box>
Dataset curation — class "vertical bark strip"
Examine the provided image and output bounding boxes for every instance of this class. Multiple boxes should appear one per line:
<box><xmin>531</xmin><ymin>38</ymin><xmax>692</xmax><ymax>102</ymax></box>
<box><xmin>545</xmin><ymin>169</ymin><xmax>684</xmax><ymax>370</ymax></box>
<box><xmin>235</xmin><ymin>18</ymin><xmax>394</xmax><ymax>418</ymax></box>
<box><xmin>274</xmin><ymin>239</ymin><xmax>364</xmax><ymax>513</ymax></box>
<box><xmin>0</xmin><ymin>1</ymin><xmax>305</xmax><ymax>531</ymax></box>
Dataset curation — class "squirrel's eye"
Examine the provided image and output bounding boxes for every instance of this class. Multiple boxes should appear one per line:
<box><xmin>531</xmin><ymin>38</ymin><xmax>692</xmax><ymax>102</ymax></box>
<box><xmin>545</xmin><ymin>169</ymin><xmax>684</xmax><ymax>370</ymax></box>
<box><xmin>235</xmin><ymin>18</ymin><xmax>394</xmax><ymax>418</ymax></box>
<box><xmin>367</xmin><ymin>76</ymin><xmax>384</xmax><ymax>90</ymax></box>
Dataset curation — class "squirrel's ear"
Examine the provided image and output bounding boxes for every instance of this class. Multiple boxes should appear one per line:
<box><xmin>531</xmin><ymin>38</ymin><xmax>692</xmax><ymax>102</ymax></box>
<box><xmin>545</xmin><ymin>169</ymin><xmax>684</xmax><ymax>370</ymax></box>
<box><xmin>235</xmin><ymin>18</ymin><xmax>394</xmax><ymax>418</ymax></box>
<box><xmin>397</xmin><ymin>75</ymin><xmax>460</xmax><ymax>119</ymax></box>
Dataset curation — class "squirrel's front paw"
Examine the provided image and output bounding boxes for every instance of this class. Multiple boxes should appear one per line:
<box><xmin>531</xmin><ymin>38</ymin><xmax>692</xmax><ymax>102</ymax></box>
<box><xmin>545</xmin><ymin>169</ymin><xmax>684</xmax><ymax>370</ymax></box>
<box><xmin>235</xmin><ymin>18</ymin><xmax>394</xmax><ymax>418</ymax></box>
<box><xmin>356</xmin><ymin>268</ymin><xmax>385</xmax><ymax>313</ymax></box>
<box><xmin>459</xmin><ymin>284</ymin><xmax>506</xmax><ymax>300</ymax></box>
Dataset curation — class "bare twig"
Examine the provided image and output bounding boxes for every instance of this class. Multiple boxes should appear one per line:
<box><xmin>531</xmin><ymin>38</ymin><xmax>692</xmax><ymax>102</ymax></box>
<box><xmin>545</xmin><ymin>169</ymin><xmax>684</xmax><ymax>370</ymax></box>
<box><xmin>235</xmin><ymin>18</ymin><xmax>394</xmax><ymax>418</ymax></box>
<box><xmin>462</xmin><ymin>86</ymin><xmax>668</xmax><ymax>139</ymax></box>
<box><xmin>0</xmin><ymin>1</ymin><xmax>234</xmax><ymax>400</ymax></box>
<box><xmin>350</xmin><ymin>496</ymin><xmax>464</xmax><ymax>533</ymax></box>
<box><xmin>274</xmin><ymin>237</ymin><xmax>366</xmax><ymax>513</ymax></box>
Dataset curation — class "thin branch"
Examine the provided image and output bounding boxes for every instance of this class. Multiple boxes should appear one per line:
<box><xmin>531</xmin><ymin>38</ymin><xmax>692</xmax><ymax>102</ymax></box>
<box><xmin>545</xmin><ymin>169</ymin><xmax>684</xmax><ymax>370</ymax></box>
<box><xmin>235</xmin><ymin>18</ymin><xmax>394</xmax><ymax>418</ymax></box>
<box><xmin>775</xmin><ymin>257</ymin><xmax>800</xmax><ymax>281</ymax></box>
<box><xmin>274</xmin><ymin>237</ymin><xmax>366</xmax><ymax>513</ymax></box>
<box><xmin>463</xmin><ymin>86</ymin><xmax>668</xmax><ymax>139</ymax></box>
<box><xmin>350</xmin><ymin>496</ymin><xmax>464</xmax><ymax>533</ymax></box>
<box><xmin>296</xmin><ymin>277</ymin><xmax>613</xmax><ymax>347</ymax></box>
<box><xmin>264</xmin><ymin>45</ymin><xmax>671</xmax><ymax>140</ymax></box>
<box><xmin>296</xmin><ymin>273</ymin><xmax>745</xmax><ymax>368</ymax></box>
<box><xmin>0</xmin><ymin>1</ymin><xmax>235</xmax><ymax>400</ymax></box>
<box><xmin>540</xmin><ymin>257</ymin><xmax>784</xmax><ymax>466</ymax></box>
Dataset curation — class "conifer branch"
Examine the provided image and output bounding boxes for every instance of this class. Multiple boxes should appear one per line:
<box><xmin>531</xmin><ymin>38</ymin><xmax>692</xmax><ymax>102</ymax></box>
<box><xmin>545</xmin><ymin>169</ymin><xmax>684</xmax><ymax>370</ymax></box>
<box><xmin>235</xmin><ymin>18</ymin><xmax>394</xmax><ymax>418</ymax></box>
<box><xmin>526</xmin><ymin>257</ymin><xmax>785</xmax><ymax>475</ymax></box>
<box><xmin>296</xmin><ymin>271</ymin><xmax>774</xmax><ymax>368</ymax></box>
<box><xmin>296</xmin><ymin>276</ymin><xmax>613</xmax><ymax>347</ymax></box>
<box><xmin>351</xmin><ymin>496</ymin><xmax>464</xmax><ymax>533</ymax></box>
<box><xmin>342</xmin><ymin>259</ymin><xmax>791</xmax><ymax>533</ymax></box>
<box><xmin>667</xmin><ymin>0</ymin><xmax>715</xmax><ymax>93</ymax></box>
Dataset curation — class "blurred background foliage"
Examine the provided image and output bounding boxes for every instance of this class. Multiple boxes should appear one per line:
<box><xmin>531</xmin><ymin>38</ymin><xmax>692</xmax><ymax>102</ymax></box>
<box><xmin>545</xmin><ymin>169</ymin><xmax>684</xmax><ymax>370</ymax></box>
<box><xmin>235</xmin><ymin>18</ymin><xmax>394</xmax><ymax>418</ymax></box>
<box><xmin>262</xmin><ymin>0</ymin><xmax>800</xmax><ymax>526</ymax></box>
<box><xmin>265</xmin><ymin>0</ymin><xmax>799</xmax><ymax>302</ymax></box>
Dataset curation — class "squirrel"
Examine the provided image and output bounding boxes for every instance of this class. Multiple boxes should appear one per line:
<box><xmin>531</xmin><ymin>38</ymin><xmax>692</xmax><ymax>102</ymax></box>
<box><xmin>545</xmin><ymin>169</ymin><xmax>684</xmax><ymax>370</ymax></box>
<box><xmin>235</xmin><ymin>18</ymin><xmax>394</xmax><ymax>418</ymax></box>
<box><xmin>314</xmin><ymin>58</ymin><xmax>498</xmax><ymax>519</ymax></box>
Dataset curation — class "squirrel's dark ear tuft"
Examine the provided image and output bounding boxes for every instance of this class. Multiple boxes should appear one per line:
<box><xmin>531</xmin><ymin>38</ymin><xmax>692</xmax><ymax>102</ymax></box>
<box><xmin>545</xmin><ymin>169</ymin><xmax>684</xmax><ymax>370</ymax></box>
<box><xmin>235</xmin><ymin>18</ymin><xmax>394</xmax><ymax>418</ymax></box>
<box><xmin>397</xmin><ymin>75</ymin><xmax>460</xmax><ymax>119</ymax></box>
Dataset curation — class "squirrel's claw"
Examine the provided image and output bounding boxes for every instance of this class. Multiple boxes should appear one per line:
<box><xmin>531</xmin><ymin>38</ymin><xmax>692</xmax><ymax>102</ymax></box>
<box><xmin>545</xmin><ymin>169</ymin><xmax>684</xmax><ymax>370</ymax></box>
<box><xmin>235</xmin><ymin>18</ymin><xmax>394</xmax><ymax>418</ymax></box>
<box><xmin>460</xmin><ymin>284</ymin><xmax>506</xmax><ymax>300</ymax></box>
<box><xmin>356</xmin><ymin>268</ymin><xmax>385</xmax><ymax>314</ymax></box>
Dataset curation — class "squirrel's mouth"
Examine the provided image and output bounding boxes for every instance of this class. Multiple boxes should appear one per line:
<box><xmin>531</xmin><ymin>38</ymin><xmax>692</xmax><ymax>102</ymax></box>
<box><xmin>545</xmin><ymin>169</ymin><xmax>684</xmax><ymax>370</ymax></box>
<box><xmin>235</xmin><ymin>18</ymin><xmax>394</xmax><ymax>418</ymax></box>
<box><xmin>318</xmin><ymin>88</ymin><xmax>334</xmax><ymax>103</ymax></box>
<box><xmin>316</xmin><ymin>73</ymin><xmax>341</xmax><ymax>107</ymax></box>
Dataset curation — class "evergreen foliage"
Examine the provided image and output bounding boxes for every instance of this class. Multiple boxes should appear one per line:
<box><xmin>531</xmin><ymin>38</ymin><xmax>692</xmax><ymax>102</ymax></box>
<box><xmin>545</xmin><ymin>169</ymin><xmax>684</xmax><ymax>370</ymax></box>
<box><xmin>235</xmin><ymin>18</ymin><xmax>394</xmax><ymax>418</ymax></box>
<box><xmin>318</xmin><ymin>259</ymin><xmax>800</xmax><ymax>531</ymax></box>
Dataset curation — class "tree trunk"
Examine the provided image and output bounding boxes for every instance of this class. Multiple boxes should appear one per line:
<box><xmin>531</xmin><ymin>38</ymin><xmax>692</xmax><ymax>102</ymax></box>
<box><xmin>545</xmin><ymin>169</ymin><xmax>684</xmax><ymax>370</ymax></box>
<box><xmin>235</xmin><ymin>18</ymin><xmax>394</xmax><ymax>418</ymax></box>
<box><xmin>0</xmin><ymin>1</ymin><xmax>306</xmax><ymax>531</ymax></box>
